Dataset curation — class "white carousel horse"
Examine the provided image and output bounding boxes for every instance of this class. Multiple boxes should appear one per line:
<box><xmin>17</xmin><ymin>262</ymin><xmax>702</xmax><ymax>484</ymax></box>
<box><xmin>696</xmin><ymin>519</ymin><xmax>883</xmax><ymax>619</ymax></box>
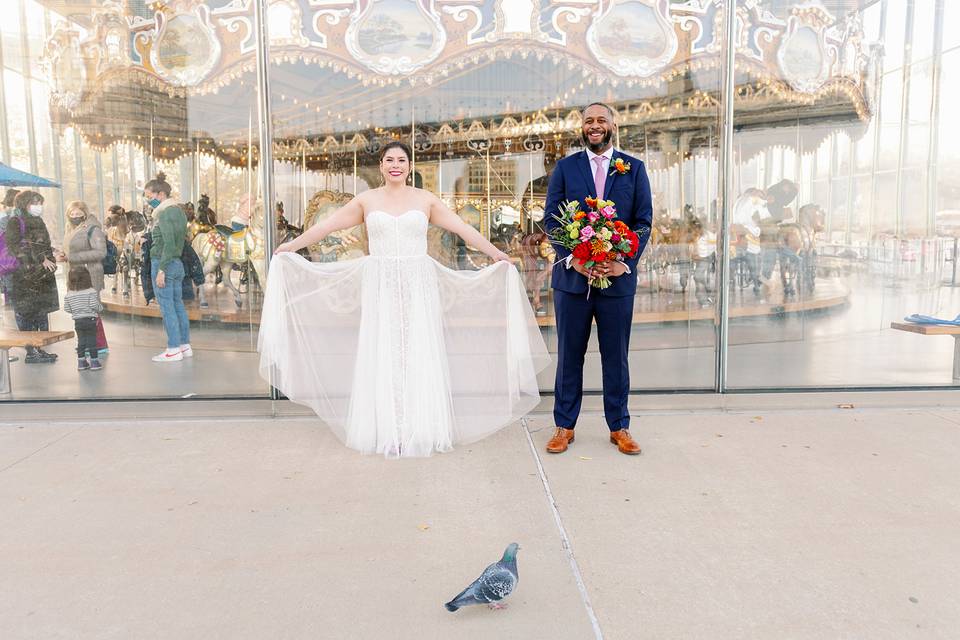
<box><xmin>191</xmin><ymin>210</ymin><xmax>265</xmax><ymax>309</ymax></box>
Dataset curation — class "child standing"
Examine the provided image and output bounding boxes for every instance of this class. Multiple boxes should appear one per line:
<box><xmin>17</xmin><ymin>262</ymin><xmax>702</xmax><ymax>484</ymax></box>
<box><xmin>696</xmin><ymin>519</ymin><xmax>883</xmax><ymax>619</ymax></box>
<box><xmin>63</xmin><ymin>266</ymin><xmax>104</xmax><ymax>371</ymax></box>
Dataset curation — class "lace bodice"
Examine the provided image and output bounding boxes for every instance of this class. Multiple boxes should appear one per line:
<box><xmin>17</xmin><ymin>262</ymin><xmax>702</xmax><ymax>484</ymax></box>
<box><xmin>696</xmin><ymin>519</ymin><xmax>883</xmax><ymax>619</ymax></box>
<box><xmin>365</xmin><ymin>210</ymin><xmax>428</xmax><ymax>257</ymax></box>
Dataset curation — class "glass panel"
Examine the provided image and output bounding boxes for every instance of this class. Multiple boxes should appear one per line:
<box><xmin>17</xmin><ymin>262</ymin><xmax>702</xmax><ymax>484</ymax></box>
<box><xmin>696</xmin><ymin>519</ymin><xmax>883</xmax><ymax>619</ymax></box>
<box><xmin>727</xmin><ymin>0</ymin><xmax>959</xmax><ymax>389</ymax></box>
<box><xmin>265</xmin><ymin>0</ymin><xmax>724</xmax><ymax>392</ymax></box>
<box><xmin>1</xmin><ymin>0</ymin><xmax>269</xmax><ymax>401</ymax></box>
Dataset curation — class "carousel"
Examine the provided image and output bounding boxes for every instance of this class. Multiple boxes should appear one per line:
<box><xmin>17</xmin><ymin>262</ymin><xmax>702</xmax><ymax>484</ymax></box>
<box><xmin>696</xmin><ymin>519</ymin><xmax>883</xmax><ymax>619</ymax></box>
<box><xmin>40</xmin><ymin>0</ymin><xmax>875</xmax><ymax>325</ymax></box>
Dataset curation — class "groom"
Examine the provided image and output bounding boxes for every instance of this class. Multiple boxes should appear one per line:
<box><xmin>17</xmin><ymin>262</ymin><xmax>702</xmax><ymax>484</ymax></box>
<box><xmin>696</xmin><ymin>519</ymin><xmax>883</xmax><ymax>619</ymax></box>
<box><xmin>543</xmin><ymin>103</ymin><xmax>652</xmax><ymax>455</ymax></box>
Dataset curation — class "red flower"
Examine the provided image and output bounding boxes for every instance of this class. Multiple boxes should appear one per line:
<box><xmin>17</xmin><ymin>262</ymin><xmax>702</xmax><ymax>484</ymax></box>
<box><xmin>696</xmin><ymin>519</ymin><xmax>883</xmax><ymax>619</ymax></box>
<box><xmin>572</xmin><ymin>242</ymin><xmax>592</xmax><ymax>262</ymax></box>
<box><xmin>592</xmin><ymin>251</ymin><xmax>608</xmax><ymax>263</ymax></box>
<box><xmin>623</xmin><ymin>230</ymin><xmax>640</xmax><ymax>257</ymax></box>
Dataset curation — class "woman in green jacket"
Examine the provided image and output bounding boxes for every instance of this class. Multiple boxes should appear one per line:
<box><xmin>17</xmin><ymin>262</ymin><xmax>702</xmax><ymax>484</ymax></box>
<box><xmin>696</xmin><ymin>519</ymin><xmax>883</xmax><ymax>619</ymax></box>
<box><xmin>144</xmin><ymin>173</ymin><xmax>192</xmax><ymax>363</ymax></box>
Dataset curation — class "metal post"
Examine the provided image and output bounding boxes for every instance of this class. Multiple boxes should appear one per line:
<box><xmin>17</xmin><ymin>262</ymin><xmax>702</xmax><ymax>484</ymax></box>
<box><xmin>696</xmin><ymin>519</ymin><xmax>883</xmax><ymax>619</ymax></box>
<box><xmin>194</xmin><ymin>138</ymin><xmax>201</xmax><ymax>205</ymax></box>
<box><xmin>18</xmin><ymin>0</ymin><xmax>38</xmax><ymax>174</ymax></box>
<box><xmin>111</xmin><ymin>145</ymin><xmax>121</xmax><ymax>206</ymax></box>
<box><xmin>953</xmin><ymin>336</ymin><xmax>960</xmax><ymax>382</ymax></box>
<box><xmin>826</xmin><ymin>132</ymin><xmax>836</xmax><ymax>236</ymax></box>
<box><xmin>252</xmin><ymin>0</ymin><xmax>277</xmax><ymax>400</ymax></box>
<box><xmin>95</xmin><ymin>150</ymin><xmax>105</xmax><ymax>217</ymax></box>
<box><xmin>0</xmin><ymin>26</ymin><xmax>11</xmax><ymax>163</ymax></box>
<box><xmin>0</xmin><ymin>348</ymin><xmax>10</xmax><ymax>395</ymax></box>
<box><xmin>128</xmin><ymin>144</ymin><xmax>137</xmax><ymax>210</ymax></box>
<box><xmin>894</xmin><ymin>0</ymin><xmax>916</xmax><ymax>235</ymax></box>
<box><xmin>845</xmin><ymin>136</ymin><xmax>856</xmax><ymax>245</ymax></box>
<box><xmin>926</xmin><ymin>0</ymin><xmax>945</xmax><ymax>236</ymax></box>
<box><xmin>74</xmin><ymin>128</ymin><xmax>84</xmax><ymax>198</ymax></box>
<box><xmin>715</xmin><ymin>0</ymin><xmax>737</xmax><ymax>393</ymax></box>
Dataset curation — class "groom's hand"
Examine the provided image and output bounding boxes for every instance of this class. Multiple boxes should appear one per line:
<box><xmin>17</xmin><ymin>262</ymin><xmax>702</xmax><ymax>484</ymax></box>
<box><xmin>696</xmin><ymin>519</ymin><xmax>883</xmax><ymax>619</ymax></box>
<box><xmin>594</xmin><ymin>261</ymin><xmax>627</xmax><ymax>278</ymax></box>
<box><xmin>571</xmin><ymin>260</ymin><xmax>593</xmax><ymax>278</ymax></box>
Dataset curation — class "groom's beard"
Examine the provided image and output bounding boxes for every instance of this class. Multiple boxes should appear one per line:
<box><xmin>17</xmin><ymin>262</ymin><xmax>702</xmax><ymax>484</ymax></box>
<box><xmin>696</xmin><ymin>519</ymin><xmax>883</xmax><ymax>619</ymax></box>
<box><xmin>582</xmin><ymin>128</ymin><xmax>613</xmax><ymax>153</ymax></box>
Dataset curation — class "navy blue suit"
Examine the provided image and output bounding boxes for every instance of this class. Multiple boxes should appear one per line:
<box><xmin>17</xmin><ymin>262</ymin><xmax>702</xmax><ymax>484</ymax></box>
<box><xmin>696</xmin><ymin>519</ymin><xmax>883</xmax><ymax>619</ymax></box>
<box><xmin>544</xmin><ymin>149</ymin><xmax>652</xmax><ymax>431</ymax></box>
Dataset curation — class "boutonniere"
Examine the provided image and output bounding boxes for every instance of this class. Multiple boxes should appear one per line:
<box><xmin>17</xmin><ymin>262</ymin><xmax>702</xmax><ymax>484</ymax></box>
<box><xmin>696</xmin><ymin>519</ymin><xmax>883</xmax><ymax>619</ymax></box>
<box><xmin>609</xmin><ymin>157</ymin><xmax>631</xmax><ymax>176</ymax></box>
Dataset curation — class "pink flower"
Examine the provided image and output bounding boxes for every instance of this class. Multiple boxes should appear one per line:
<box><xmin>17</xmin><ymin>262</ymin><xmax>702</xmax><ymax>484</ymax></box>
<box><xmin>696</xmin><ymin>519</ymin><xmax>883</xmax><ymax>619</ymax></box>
<box><xmin>580</xmin><ymin>226</ymin><xmax>596</xmax><ymax>241</ymax></box>
<box><xmin>611</xmin><ymin>234</ymin><xmax>622</xmax><ymax>243</ymax></box>
<box><xmin>587</xmin><ymin>212</ymin><xmax>600</xmax><ymax>223</ymax></box>
<box><xmin>601</xmin><ymin>206</ymin><xmax>616</xmax><ymax>218</ymax></box>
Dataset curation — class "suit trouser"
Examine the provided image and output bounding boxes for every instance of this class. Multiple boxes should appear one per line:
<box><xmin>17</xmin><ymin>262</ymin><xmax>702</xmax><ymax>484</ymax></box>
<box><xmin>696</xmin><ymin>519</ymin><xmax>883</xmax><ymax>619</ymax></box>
<box><xmin>553</xmin><ymin>289</ymin><xmax>633</xmax><ymax>432</ymax></box>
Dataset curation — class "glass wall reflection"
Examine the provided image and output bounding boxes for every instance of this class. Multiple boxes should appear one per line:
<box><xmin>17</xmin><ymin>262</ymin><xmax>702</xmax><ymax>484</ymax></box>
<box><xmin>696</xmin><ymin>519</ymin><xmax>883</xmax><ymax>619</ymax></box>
<box><xmin>266</xmin><ymin>0</ymin><xmax>723</xmax><ymax>391</ymax></box>
<box><xmin>1</xmin><ymin>0</ymin><xmax>267</xmax><ymax>400</ymax></box>
<box><xmin>726</xmin><ymin>0</ymin><xmax>960</xmax><ymax>388</ymax></box>
<box><xmin>1</xmin><ymin>0</ymin><xmax>956</xmax><ymax>402</ymax></box>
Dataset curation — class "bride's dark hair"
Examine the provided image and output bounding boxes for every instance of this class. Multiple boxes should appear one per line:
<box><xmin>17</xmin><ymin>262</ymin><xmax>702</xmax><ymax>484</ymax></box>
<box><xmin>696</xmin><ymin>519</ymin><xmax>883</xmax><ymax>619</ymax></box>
<box><xmin>379</xmin><ymin>141</ymin><xmax>412</xmax><ymax>163</ymax></box>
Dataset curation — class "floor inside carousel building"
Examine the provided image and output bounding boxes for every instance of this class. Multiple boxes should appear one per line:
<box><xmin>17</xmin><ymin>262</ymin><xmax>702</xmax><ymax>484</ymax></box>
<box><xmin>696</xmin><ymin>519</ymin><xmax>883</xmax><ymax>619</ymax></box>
<box><xmin>2</xmin><ymin>271</ymin><xmax>959</xmax><ymax>401</ymax></box>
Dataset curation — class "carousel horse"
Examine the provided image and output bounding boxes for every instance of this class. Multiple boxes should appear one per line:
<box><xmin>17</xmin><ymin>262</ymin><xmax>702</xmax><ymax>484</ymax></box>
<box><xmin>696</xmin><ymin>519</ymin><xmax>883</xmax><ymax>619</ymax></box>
<box><xmin>301</xmin><ymin>190</ymin><xmax>366</xmax><ymax>262</ymax></box>
<box><xmin>777</xmin><ymin>203</ymin><xmax>825</xmax><ymax>297</ymax></box>
<box><xmin>191</xmin><ymin>204</ymin><xmax>265</xmax><ymax>308</ymax></box>
<box><xmin>645</xmin><ymin>209</ymin><xmax>699</xmax><ymax>293</ymax></box>
<box><xmin>109</xmin><ymin>210</ymin><xmax>147</xmax><ymax>298</ymax></box>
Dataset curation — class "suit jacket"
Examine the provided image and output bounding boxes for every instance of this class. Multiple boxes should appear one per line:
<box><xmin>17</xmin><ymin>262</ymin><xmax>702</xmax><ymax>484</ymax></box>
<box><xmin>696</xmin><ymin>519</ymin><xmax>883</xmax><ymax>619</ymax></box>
<box><xmin>544</xmin><ymin>149</ymin><xmax>653</xmax><ymax>297</ymax></box>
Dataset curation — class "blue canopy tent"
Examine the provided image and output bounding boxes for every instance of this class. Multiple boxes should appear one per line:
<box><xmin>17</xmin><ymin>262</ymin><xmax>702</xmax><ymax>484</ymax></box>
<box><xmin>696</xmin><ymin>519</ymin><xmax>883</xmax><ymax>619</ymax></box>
<box><xmin>0</xmin><ymin>162</ymin><xmax>60</xmax><ymax>188</ymax></box>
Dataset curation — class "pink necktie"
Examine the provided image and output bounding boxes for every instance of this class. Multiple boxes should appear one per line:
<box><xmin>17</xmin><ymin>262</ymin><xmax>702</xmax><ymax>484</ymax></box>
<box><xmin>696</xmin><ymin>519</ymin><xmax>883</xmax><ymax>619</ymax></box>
<box><xmin>593</xmin><ymin>156</ymin><xmax>606</xmax><ymax>198</ymax></box>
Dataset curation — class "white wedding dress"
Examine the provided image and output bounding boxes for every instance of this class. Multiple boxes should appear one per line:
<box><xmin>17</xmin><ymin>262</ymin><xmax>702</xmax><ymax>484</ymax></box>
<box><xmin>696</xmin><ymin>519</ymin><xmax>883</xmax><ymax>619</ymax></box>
<box><xmin>258</xmin><ymin>210</ymin><xmax>550</xmax><ymax>458</ymax></box>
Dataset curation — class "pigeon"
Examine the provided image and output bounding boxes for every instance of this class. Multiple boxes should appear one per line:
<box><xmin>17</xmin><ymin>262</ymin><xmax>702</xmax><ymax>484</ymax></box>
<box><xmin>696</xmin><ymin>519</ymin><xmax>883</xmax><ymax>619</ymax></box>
<box><xmin>444</xmin><ymin>543</ymin><xmax>519</xmax><ymax>612</ymax></box>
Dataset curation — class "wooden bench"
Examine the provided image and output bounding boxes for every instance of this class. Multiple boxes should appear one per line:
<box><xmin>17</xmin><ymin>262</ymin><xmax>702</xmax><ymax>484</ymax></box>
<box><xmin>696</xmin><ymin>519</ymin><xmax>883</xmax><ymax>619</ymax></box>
<box><xmin>0</xmin><ymin>329</ymin><xmax>75</xmax><ymax>394</ymax></box>
<box><xmin>890</xmin><ymin>322</ymin><xmax>960</xmax><ymax>382</ymax></box>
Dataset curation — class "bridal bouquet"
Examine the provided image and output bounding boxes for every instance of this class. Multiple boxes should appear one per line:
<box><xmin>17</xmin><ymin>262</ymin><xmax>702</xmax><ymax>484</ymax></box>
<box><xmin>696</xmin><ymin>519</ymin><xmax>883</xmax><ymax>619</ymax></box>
<box><xmin>549</xmin><ymin>197</ymin><xmax>645</xmax><ymax>290</ymax></box>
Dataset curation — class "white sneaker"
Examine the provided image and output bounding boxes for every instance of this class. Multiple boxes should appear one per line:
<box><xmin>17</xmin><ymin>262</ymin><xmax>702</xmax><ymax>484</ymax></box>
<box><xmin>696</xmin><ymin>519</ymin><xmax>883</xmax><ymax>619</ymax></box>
<box><xmin>180</xmin><ymin>344</ymin><xmax>194</xmax><ymax>358</ymax></box>
<box><xmin>152</xmin><ymin>349</ymin><xmax>183</xmax><ymax>363</ymax></box>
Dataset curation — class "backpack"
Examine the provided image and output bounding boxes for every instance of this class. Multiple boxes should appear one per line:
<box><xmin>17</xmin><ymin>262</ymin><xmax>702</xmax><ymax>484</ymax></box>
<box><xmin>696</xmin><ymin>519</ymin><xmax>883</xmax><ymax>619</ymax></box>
<box><xmin>0</xmin><ymin>215</ymin><xmax>25</xmax><ymax>277</ymax></box>
<box><xmin>88</xmin><ymin>226</ymin><xmax>118</xmax><ymax>275</ymax></box>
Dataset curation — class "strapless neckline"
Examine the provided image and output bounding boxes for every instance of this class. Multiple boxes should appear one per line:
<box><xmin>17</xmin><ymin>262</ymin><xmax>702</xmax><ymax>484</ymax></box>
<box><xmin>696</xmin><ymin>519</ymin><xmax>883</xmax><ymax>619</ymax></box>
<box><xmin>367</xmin><ymin>209</ymin><xmax>426</xmax><ymax>221</ymax></box>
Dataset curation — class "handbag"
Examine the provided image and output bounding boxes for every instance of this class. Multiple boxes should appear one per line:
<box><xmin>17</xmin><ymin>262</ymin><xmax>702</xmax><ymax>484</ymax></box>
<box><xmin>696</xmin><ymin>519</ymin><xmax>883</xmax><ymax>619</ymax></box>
<box><xmin>0</xmin><ymin>215</ymin><xmax>25</xmax><ymax>277</ymax></box>
<box><xmin>87</xmin><ymin>226</ymin><xmax>118</xmax><ymax>275</ymax></box>
<box><xmin>95</xmin><ymin>315</ymin><xmax>108</xmax><ymax>350</ymax></box>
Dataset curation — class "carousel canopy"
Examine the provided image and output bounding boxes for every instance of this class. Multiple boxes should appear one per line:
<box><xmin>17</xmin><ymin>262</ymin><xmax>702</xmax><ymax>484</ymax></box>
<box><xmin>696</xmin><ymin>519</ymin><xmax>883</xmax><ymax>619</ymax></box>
<box><xmin>39</xmin><ymin>0</ymin><xmax>877</xmax><ymax>167</ymax></box>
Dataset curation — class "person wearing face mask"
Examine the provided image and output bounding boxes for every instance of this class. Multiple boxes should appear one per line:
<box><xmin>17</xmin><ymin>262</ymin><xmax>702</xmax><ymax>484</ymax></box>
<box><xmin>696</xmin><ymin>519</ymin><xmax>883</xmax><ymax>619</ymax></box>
<box><xmin>144</xmin><ymin>172</ymin><xmax>192</xmax><ymax>363</ymax></box>
<box><xmin>61</xmin><ymin>200</ymin><xmax>109</xmax><ymax>354</ymax></box>
<box><xmin>62</xmin><ymin>200</ymin><xmax>107</xmax><ymax>293</ymax></box>
<box><xmin>4</xmin><ymin>190</ymin><xmax>60</xmax><ymax>363</ymax></box>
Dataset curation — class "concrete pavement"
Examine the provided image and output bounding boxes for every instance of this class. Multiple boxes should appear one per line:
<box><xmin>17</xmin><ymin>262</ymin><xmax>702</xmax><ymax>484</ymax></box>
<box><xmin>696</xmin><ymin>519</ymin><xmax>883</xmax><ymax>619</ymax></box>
<box><xmin>2</xmin><ymin>404</ymin><xmax>959</xmax><ymax>639</ymax></box>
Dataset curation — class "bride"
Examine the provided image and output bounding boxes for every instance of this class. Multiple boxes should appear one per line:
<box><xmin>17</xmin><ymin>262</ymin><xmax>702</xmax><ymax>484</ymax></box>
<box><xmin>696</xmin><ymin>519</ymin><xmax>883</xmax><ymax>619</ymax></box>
<box><xmin>259</xmin><ymin>141</ymin><xmax>550</xmax><ymax>458</ymax></box>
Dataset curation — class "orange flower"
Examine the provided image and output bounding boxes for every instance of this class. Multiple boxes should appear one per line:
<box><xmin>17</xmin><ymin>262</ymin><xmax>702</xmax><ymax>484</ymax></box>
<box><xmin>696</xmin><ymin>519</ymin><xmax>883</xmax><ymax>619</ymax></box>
<box><xmin>609</xmin><ymin>158</ymin><xmax>631</xmax><ymax>176</ymax></box>
<box><xmin>585</xmin><ymin>197</ymin><xmax>598</xmax><ymax>209</ymax></box>
<box><xmin>573</xmin><ymin>212</ymin><xmax>586</xmax><ymax>220</ymax></box>
<box><xmin>614</xmin><ymin>220</ymin><xmax>629</xmax><ymax>233</ymax></box>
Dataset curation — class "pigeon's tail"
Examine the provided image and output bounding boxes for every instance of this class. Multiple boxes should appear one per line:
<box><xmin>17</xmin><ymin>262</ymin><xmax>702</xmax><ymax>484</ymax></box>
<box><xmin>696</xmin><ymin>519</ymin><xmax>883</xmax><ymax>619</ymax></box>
<box><xmin>444</xmin><ymin>601</ymin><xmax>459</xmax><ymax>612</ymax></box>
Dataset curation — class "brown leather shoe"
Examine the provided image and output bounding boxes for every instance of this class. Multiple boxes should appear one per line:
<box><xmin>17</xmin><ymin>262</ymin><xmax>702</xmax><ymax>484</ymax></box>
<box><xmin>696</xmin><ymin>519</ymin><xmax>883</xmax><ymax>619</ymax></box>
<box><xmin>609</xmin><ymin>429</ymin><xmax>642</xmax><ymax>455</ymax></box>
<box><xmin>546</xmin><ymin>427</ymin><xmax>575</xmax><ymax>454</ymax></box>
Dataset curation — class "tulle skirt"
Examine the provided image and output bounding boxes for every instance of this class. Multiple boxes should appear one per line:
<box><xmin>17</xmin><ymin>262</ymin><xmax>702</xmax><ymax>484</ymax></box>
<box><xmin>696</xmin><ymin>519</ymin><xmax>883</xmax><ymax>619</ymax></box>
<box><xmin>258</xmin><ymin>252</ymin><xmax>551</xmax><ymax>458</ymax></box>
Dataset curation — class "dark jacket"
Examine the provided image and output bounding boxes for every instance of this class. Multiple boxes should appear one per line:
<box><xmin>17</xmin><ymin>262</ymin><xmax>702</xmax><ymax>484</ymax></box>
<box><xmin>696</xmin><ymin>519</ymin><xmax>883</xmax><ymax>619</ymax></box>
<box><xmin>5</xmin><ymin>210</ymin><xmax>59</xmax><ymax>315</ymax></box>
<box><xmin>141</xmin><ymin>233</ymin><xmax>205</xmax><ymax>303</ymax></box>
<box><xmin>544</xmin><ymin>149</ymin><xmax>653</xmax><ymax>297</ymax></box>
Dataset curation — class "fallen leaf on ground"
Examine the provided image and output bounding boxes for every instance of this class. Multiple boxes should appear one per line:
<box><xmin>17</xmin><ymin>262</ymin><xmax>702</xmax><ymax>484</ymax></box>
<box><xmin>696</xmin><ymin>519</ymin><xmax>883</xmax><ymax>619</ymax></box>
<box><xmin>578</xmin><ymin>456</ymin><xmax>593</xmax><ymax>460</ymax></box>
<box><xmin>838</xmin><ymin>403</ymin><xmax>855</xmax><ymax>409</ymax></box>
<box><xmin>417</xmin><ymin>524</ymin><xmax>430</xmax><ymax>531</ymax></box>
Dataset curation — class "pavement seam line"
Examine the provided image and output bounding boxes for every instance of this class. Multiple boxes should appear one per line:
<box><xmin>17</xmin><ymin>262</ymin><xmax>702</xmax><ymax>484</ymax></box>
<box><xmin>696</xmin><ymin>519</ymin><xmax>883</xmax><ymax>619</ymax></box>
<box><xmin>521</xmin><ymin>418</ymin><xmax>604</xmax><ymax>640</ymax></box>
<box><xmin>0</xmin><ymin>424</ymin><xmax>87</xmax><ymax>475</ymax></box>
<box><xmin>921</xmin><ymin>409</ymin><xmax>960</xmax><ymax>427</ymax></box>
